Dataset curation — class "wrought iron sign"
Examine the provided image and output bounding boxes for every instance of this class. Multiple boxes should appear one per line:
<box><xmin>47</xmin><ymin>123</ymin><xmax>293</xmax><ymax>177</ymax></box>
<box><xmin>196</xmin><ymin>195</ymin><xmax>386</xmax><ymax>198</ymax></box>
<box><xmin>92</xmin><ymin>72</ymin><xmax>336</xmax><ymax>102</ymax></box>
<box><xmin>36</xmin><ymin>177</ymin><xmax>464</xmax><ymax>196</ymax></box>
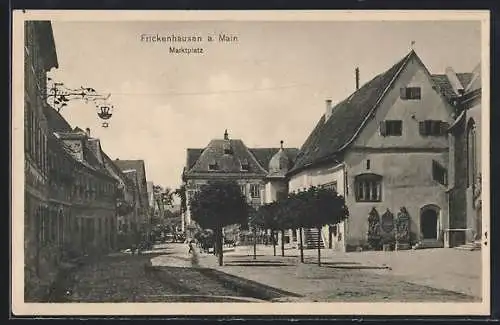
<box><xmin>46</xmin><ymin>77</ymin><xmax>115</xmax><ymax>128</ymax></box>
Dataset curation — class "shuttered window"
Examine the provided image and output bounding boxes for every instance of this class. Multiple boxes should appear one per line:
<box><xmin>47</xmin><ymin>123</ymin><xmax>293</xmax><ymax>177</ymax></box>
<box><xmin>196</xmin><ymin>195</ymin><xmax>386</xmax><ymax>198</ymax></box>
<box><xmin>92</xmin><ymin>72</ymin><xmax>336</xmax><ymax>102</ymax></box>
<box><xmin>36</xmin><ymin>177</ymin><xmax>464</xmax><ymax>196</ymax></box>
<box><xmin>208</xmin><ymin>161</ymin><xmax>218</xmax><ymax>171</ymax></box>
<box><xmin>419</xmin><ymin>120</ymin><xmax>448</xmax><ymax>136</ymax></box>
<box><xmin>400</xmin><ymin>87</ymin><xmax>421</xmax><ymax>100</ymax></box>
<box><xmin>380</xmin><ymin>120</ymin><xmax>402</xmax><ymax>136</ymax></box>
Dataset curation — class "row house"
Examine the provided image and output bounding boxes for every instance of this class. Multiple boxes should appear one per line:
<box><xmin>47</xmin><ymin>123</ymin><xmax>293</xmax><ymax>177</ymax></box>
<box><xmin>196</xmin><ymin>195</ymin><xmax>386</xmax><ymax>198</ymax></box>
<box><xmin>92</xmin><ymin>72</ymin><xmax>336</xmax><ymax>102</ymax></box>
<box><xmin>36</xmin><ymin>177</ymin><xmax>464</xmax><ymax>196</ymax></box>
<box><xmin>113</xmin><ymin>159</ymin><xmax>150</xmax><ymax>233</ymax></box>
<box><xmin>24</xmin><ymin>20</ymin><xmax>59</xmax><ymax>300</ymax></box>
<box><xmin>24</xmin><ymin>20</ymin><xmax>136</xmax><ymax>301</ymax></box>
<box><xmin>103</xmin><ymin>153</ymin><xmax>139</xmax><ymax>247</ymax></box>
<box><xmin>182</xmin><ymin>130</ymin><xmax>298</xmax><ymax>239</ymax></box>
<box><xmin>287</xmin><ymin>49</ymin><xmax>480</xmax><ymax>252</ymax></box>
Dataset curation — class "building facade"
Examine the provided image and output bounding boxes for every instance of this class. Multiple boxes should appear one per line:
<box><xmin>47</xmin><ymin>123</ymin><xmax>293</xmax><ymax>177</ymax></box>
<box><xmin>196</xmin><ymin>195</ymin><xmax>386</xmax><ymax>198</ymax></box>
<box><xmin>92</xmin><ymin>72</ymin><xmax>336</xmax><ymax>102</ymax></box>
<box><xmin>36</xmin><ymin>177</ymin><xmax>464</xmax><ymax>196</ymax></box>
<box><xmin>448</xmin><ymin>63</ymin><xmax>482</xmax><ymax>247</ymax></box>
<box><xmin>182</xmin><ymin>130</ymin><xmax>298</xmax><ymax>239</ymax></box>
<box><xmin>113</xmin><ymin>160</ymin><xmax>150</xmax><ymax>233</ymax></box>
<box><xmin>24</xmin><ymin>20</ymin><xmax>60</xmax><ymax>300</ymax></box>
<box><xmin>288</xmin><ymin>50</ymin><xmax>474</xmax><ymax>252</ymax></box>
<box><xmin>24</xmin><ymin>21</ymin><xmax>141</xmax><ymax>300</ymax></box>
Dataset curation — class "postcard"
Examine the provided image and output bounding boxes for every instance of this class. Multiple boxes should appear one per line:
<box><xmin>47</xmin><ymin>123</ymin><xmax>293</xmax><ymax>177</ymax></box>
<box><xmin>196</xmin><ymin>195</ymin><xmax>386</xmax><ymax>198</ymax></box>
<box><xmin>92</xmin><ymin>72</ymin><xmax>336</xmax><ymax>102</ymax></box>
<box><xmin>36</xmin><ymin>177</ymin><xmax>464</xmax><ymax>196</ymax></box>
<box><xmin>11</xmin><ymin>9</ymin><xmax>490</xmax><ymax>316</ymax></box>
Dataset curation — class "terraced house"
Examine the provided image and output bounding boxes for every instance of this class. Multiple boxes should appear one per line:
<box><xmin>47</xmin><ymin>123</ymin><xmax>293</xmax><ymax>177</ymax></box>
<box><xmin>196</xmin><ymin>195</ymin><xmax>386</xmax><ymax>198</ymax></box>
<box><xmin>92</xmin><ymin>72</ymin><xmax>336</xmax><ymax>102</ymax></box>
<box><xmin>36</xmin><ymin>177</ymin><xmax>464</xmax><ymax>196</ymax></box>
<box><xmin>24</xmin><ymin>20</ymin><xmax>60</xmax><ymax>300</ymax></box>
<box><xmin>287</xmin><ymin>49</ymin><xmax>478</xmax><ymax>252</ymax></box>
<box><xmin>23</xmin><ymin>21</ymin><xmax>146</xmax><ymax>301</ymax></box>
<box><xmin>182</xmin><ymin>130</ymin><xmax>298</xmax><ymax>239</ymax></box>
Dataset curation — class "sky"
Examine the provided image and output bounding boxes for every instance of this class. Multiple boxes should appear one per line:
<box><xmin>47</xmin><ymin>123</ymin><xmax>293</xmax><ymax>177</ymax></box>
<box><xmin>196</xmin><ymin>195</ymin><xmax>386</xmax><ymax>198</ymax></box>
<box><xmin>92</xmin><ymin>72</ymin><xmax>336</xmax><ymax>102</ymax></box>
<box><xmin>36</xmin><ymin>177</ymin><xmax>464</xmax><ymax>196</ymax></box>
<box><xmin>48</xmin><ymin>20</ymin><xmax>481</xmax><ymax>190</ymax></box>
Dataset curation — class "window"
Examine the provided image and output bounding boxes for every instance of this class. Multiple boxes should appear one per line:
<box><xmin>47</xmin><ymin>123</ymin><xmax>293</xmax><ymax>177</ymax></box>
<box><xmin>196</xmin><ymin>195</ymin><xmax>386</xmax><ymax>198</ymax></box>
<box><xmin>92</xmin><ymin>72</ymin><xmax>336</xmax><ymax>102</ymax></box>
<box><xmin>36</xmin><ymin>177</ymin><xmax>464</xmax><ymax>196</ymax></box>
<box><xmin>250</xmin><ymin>184</ymin><xmax>261</xmax><ymax>198</ymax></box>
<box><xmin>240</xmin><ymin>159</ymin><xmax>250</xmax><ymax>171</ymax></box>
<box><xmin>321</xmin><ymin>181</ymin><xmax>337</xmax><ymax>192</ymax></box>
<box><xmin>467</xmin><ymin>120</ymin><xmax>477</xmax><ymax>188</ymax></box>
<box><xmin>208</xmin><ymin>161</ymin><xmax>218</xmax><ymax>171</ymax></box>
<box><xmin>400</xmin><ymin>87</ymin><xmax>421</xmax><ymax>100</ymax></box>
<box><xmin>223</xmin><ymin>143</ymin><xmax>233</xmax><ymax>155</ymax></box>
<box><xmin>419</xmin><ymin>120</ymin><xmax>447</xmax><ymax>136</ymax></box>
<box><xmin>354</xmin><ymin>174</ymin><xmax>382</xmax><ymax>202</ymax></box>
<box><xmin>366</xmin><ymin>159</ymin><xmax>371</xmax><ymax>170</ymax></box>
<box><xmin>380</xmin><ymin>120</ymin><xmax>402</xmax><ymax>136</ymax></box>
<box><xmin>240</xmin><ymin>184</ymin><xmax>246</xmax><ymax>196</ymax></box>
<box><xmin>432</xmin><ymin>160</ymin><xmax>447</xmax><ymax>186</ymax></box>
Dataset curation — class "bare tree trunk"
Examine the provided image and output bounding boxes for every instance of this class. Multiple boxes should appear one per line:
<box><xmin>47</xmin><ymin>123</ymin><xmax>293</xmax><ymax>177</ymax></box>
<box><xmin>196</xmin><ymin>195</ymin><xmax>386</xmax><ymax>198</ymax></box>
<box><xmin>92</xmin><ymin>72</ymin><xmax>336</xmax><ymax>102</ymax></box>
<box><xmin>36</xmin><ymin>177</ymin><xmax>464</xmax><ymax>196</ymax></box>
<box><xmin>253</xmin><ymin>227</ymin><xmax>257</xmax><ymax>260</ymax></box>
<box><xmin>317</xmin><ymin>226</ymin><xmax>321</xmax><ymax>266</ymax></box>
<box><xmin>217</xmin><ymin>226</ymin><xmax>223</xmax><ymax>266</ymax></box>
<box><xmin>272</xmin><ymin>229</ymin><xmax>276</xmax><ymax>256</ymax></box>
<box><xmin>299</xmin><ymin>228</ymin><xmax>304</xmax><ymax>263</ymax></box>
<box><xmin>281</xmin><ymin>229</ymin><xmax>285</xmax><ymax>257</ymax></box>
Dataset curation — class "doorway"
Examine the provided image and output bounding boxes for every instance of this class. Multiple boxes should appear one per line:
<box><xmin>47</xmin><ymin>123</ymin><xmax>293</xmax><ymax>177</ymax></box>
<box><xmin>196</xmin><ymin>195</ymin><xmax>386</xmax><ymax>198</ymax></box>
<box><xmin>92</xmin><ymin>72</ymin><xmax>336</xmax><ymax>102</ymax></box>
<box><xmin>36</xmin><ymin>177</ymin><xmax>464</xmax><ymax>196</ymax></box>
<box><xmin>420</xmin><ymin>206</ymin><xmax>439</xmax><ymax>240</ymax></box>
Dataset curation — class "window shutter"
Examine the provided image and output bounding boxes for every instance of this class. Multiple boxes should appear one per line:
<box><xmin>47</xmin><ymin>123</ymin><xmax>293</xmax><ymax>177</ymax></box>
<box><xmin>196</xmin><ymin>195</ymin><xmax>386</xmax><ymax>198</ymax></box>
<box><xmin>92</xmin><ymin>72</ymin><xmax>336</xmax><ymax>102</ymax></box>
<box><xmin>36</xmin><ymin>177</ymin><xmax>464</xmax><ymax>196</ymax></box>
<box><xmin>379</xmin><ymin>121</ymin><xmax>387</xmax><ymax>136</ymax></box>
<box><xmin>415</xmin><ymin>87</ymin><xmax>421</xmax><ymax>99</ymax></box>
<box><xmin>440</xmin><ymin>121</ymin><xmax>450</xmax><ymax>135</ymax></box>
<box><xmin>419</xmin><ymin>121</ymin><xmax>427</xmax><ymax>136</ymax></box>
<box><xmin>400</xmin><ymin>87</ymin><xmax>407</xmax><ymax>99</ymax></box>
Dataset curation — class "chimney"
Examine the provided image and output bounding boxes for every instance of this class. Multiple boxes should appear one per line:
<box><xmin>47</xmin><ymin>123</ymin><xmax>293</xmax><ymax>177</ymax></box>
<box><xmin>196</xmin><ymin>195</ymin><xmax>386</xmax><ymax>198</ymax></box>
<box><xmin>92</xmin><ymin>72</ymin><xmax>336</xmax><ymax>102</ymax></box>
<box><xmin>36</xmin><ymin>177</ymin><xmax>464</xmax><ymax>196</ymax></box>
<box><xmin>85</xmin><ymin>127</ymin><xmax>91</xmax><ymax>137</ymax></box>
<box><xmin>325</xmin><ymin>99</ymin><xmax>334</xmax><ymax>122</ymax></box>
<box><xmin>224</xmin><ymin>129</ymin><xmax>229</xmax><ymax>140</ymax></box>
<box><xmin>355</xmin><ymin>67</ymin><xmax>360</xmax><ymax>90</ymax></box>
<box><xmin>445</xmin><ymin>66</ymin><xmax>465</xmax><ymax>96</ymax></box>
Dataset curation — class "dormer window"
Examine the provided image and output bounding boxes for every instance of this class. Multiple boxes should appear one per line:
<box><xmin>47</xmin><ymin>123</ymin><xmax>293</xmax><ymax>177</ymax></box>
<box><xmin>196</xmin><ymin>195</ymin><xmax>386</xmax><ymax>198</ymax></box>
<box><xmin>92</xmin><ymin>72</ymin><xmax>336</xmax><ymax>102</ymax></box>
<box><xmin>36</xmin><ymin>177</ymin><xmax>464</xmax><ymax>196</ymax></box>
<box><xmin>208</xmin><ymin>160</ymin><xmax>218</xmax><ymax>171</ymax></box>
<box><xmin>240</xmin><ymin>159</ymin><xmax>250</xmax><ymax>171</ymax></box>
<box><xmin>223</xmin><ymin>143</ymin><xmax>233</xmax><ymax>155</ymax></box>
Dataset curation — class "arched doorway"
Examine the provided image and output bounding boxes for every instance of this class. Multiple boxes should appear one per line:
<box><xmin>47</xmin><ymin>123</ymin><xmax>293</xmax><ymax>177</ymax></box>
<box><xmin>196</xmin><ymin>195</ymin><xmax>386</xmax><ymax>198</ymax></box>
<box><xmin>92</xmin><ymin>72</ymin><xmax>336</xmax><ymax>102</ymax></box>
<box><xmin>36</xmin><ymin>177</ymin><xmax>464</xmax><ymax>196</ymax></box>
<box><xmin>420</xmin><ymin>206</ymin><xmax>439</xmax><ymax>240</ymax></box>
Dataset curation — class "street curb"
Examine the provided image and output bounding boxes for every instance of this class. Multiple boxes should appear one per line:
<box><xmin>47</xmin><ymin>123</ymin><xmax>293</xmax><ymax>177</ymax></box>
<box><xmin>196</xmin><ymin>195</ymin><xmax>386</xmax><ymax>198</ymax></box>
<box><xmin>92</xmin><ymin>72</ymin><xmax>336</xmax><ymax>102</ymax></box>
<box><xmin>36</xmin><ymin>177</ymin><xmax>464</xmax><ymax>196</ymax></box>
<box><xmin>195</xmin><ymin>267</ymin><xmax>303</xmax><ymax>301</ymax></box>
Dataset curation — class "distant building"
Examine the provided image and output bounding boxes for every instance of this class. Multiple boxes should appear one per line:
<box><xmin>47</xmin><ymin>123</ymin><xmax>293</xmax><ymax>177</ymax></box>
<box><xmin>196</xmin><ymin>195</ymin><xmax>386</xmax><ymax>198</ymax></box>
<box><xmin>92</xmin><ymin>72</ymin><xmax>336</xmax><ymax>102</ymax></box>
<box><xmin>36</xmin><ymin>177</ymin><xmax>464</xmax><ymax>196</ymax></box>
<box><xmin>114</xmin><ymin>159</ymin><xmax>149</xmax><ymax>225</ymax></box>
<box><xmin>182</xmin><ymin>130</ymin><xmax>298</xmax><ymax>238</ymax></box>
<box><xmin>288</xmin><ymin>50</ymin><xmax>474</xmax><ymax>252</ymax></box>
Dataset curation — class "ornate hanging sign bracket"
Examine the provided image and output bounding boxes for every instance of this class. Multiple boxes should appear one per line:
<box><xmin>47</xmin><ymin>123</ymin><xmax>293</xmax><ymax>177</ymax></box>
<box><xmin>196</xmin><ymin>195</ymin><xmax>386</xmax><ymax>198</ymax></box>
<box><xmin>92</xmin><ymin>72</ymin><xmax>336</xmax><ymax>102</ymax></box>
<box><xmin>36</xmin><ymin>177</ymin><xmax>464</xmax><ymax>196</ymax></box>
<box><xmin>46</xmin><ymin>78</ymin><xmax>115</xmax><ymax>128</ymax></box>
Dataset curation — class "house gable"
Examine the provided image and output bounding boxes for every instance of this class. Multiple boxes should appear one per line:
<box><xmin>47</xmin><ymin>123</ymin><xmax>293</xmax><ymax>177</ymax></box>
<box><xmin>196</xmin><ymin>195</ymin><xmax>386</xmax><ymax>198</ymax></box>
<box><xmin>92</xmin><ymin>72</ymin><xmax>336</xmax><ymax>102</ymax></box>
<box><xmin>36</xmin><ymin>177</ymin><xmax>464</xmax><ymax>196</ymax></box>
<box><xmin>351</xmin><ymin>53</ymin><xmax>455</xmax><ymax>150</ymax></box>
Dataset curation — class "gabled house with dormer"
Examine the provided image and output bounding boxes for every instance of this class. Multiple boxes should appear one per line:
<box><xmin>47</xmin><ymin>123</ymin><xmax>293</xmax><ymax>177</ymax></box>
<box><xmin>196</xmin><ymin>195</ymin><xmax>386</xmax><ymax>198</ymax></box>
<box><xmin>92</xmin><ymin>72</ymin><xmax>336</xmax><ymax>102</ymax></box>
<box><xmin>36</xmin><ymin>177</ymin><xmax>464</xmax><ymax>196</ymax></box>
<box><xmin>182</xmin><ymin>130</ymin><xmax>298</xmax><ymax>238</ymax></box>
<box><xmin>288</xmin><ymin>50</ymin><xmax>473</xmax><ymax>252</ymax></box>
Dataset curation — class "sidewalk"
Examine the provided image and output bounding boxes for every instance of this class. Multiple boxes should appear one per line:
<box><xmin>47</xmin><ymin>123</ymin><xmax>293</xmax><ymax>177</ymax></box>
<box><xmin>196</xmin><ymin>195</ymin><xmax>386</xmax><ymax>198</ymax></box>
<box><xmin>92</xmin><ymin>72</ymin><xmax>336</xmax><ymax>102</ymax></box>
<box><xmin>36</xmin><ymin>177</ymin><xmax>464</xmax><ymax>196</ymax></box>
<box><xmin>152</xmin><ymin>244</ymin><xmax>481</xmax><ymax>302</ymax></box>
<box><xmin>231</xmin><ymin>245</ymin><xmax>483</xmax><ymax>299</ymax></box>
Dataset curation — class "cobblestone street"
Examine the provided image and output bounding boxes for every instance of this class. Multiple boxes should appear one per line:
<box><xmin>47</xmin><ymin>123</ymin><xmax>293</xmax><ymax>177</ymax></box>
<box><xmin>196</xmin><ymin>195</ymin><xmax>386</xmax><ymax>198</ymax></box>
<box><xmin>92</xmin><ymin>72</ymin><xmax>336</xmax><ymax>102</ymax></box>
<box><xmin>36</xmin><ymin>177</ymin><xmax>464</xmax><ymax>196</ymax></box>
<box><xmin>52</xmin><ymin>243</ymin><xmax>481</xmax><ymax>303</ymax></box>
<box><xmin>55</xmin><ymin>245</ymin><xmax>296</xmax><ymax>303</ymax></box>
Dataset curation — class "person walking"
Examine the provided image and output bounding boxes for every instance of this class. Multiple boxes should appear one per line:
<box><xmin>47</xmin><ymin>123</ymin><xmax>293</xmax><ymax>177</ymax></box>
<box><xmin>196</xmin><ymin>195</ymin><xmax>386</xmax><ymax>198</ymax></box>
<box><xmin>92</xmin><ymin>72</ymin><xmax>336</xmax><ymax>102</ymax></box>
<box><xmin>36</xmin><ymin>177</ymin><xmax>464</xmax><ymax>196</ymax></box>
<box><xmin>188</xmin><ymin>240</ymin><xmax>194</xmax><ymax>254</ymax></box>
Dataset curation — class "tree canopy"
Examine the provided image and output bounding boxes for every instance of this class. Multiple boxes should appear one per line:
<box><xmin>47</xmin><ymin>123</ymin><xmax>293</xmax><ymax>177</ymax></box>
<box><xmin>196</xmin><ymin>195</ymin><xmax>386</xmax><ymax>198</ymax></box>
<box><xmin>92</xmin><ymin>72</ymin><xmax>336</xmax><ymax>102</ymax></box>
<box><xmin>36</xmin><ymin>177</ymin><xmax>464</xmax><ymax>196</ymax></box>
<box><xmin>189</xmin><ymin>180</ymin><xmax>250</xmax><ymax>230</ymax></box>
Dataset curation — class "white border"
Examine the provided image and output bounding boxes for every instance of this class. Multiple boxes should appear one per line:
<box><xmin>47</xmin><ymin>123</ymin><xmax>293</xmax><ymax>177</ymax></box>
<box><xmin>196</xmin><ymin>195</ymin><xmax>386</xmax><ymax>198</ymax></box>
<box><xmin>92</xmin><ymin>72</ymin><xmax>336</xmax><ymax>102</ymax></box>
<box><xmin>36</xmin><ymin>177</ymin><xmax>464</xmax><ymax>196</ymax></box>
<box><xmin>11</xmin><ymin>10</ymin><xmax>491</xmax><ymax>316</ymax></box>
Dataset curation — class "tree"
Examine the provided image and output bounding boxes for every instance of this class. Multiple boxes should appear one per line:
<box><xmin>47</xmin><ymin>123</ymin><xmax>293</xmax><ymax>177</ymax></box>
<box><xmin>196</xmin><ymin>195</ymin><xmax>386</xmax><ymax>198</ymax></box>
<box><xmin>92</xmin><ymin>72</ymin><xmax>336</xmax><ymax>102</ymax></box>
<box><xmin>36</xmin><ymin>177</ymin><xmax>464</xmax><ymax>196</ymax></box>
<box><xmin>257</xmin><ymin>202</ymin><xmax>280</xmax><ymax>256</ymax></box>
<box><xmin>248</xmin><ymin>206</ymin><xmax>261</xmax><ymax>260</ymax></box>
<box><xmin>297</xmin><ymin>186</ymin><xmax>349</xmax><ymax>266</ymax></box>
<box><xmin>175</xmin><ymin>185</ymin><xmax>187</xmax><ymax>214</ymax></box>
<box><xmin>285</xmin><ymin>191</ymin><xmax>308</xmax><ymax>263</ymax></box>
<box><xmin>189</xmin><ymin>180</ymin><xmax>250</xmax><ymax>266</ymax></box>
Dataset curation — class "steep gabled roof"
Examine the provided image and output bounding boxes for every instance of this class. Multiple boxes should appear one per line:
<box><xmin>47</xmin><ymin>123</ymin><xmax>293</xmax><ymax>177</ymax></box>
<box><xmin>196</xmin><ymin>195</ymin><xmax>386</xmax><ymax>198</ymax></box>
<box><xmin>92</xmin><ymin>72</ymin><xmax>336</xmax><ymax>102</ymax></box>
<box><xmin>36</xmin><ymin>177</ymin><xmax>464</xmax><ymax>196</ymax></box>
<box><xmin>431</xmin><ymin>73</ymin><xmax>473</xmax><ymax>100</ymax></box>
<box><xmin>114</xmin><ymin>160</ymin><xmax>148</xmax><ymax>201</ymax></box>
<box><xmin>43</xmin><ymin>104</ymin><xmax>72</xmax><ymax>132</ymax></box>
<box><xmin>289</xmin><ymin>50</ymin><xmax>415</xmax><ymax>175</ymax></box>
